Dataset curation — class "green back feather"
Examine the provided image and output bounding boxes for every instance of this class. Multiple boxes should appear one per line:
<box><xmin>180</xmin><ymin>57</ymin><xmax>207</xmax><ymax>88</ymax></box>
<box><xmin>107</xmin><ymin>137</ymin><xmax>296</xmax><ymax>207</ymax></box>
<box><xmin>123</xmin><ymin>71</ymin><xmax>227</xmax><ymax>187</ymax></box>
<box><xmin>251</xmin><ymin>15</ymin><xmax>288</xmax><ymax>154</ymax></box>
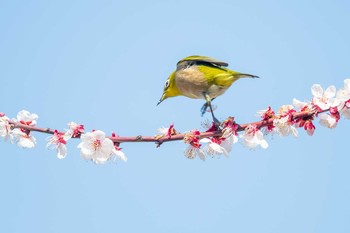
<box><xmin>198</xmin><ymin>65</ymin><xmax>239</xmax><ymax>87</ymax></box>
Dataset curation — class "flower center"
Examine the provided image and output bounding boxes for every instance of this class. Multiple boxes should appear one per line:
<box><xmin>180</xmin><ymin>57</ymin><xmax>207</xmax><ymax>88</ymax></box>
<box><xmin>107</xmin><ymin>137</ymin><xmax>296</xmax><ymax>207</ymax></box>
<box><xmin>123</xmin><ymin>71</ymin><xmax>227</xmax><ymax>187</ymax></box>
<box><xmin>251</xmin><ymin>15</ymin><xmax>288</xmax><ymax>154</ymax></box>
<box><xmin>93</xmin><ymin>139</ymin><xmax>101</xmax><ymax>150</ymax></box>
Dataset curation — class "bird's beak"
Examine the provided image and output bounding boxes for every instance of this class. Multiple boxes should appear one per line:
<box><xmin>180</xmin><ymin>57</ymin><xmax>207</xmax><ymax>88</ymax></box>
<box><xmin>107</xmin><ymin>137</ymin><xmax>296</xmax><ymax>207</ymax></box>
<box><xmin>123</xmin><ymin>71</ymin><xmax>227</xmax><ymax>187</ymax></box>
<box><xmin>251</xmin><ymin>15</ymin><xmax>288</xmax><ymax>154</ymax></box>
<box><xmin>157</xmin><ymin>93</ymin><xmax>165</xmax><ymax>106</ymax></box>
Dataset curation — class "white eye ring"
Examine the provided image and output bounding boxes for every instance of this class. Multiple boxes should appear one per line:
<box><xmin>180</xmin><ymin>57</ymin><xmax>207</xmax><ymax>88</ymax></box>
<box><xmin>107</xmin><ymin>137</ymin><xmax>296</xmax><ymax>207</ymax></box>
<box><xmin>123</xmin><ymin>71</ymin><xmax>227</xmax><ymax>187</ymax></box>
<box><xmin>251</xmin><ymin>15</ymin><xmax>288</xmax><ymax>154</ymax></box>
<box><xmin>164</xmin><ymin>80</ymin><xmax>170</xmax><ymax>89</ymax></box>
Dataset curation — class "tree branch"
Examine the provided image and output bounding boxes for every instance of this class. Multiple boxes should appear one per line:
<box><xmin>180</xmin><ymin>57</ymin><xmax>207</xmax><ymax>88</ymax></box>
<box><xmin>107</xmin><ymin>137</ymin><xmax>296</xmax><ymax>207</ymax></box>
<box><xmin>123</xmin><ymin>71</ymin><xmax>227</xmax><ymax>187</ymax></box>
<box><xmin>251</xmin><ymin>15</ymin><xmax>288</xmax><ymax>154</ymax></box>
<box><xmin>8</xmin><ymin>109</ymin><xmax>320</xmax><ymax>144</ymax></box>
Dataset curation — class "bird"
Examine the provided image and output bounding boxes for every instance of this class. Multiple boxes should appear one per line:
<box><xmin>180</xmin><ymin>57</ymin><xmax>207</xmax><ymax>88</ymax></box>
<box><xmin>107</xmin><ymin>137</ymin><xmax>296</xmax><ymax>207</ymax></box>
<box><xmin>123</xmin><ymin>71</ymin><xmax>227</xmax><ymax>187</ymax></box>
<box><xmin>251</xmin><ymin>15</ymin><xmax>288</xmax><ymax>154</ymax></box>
<box><xmin>157</xmin><ymin>55</ymin><xmax>259</xmax><ymax>124</ymax></box>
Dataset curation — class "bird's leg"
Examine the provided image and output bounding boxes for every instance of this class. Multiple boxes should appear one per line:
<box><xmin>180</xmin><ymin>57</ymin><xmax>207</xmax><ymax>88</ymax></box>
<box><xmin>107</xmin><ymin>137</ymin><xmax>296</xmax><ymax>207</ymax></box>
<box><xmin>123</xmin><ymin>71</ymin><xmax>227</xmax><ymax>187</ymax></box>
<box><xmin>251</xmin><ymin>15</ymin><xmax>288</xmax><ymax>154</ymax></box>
<box><xmin>203</xmin><ymin>94</ymin><xmax>220</xmax><ymax>125</ymax></box>
<box><xmin>200</xmin><ymin>97</ymin><xmax>216</xmax><ymax>116</ymax></box>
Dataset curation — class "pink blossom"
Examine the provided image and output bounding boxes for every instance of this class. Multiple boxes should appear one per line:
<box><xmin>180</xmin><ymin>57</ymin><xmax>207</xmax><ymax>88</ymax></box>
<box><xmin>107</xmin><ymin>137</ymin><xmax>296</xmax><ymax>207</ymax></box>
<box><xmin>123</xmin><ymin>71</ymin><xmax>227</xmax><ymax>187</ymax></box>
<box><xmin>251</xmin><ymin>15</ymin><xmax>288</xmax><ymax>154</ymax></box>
<box><xmin>157</xmin><ymin>123</ymin><xmax>177</xmax><ymax>138</ymax></box>
<box><xmin>47</xmin><ymin>130</ymin><xmax>67</xmax><ymax>159</ymax></box>
<box><xmin>66</xmin><ymin>122</ymin><xmax>84</xmax><ymax>138</ymax></box>
<box><xmin>221</xmin><ymin>117</ymin><xmax>239</xmax><ymax>138</ymax></box>
<box><xmin>257</xmin><ymin>107</ymin><xmax>275</xmax><ymax>131</ymax></box>
<box><xmin>16</xmin><ymin>110</ymin><xmax>38</xmax><ymax>126</ymax></box>
<box><xmin>319</xmin><ymin>107</ymin><xmax>340</xmax><ymax>129</ymax></box>
<box><xmin>296</xmin><ymin>120</ymin><xmax>315</xmax><ymax>136</ymax></box>
<box><xmin>183</xmin><ymin>130</ymin><xmax>205</xmax><ymax>161</ymax></box>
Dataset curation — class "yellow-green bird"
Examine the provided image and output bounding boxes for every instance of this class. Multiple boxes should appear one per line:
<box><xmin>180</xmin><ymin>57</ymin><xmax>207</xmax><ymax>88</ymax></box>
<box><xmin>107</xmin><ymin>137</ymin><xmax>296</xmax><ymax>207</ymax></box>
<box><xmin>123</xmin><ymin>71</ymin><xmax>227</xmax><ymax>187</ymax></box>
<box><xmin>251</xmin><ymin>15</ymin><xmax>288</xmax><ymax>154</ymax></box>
<box><xmin>157</xmin><ymin>55</ymin><xmax>259</xmax><ymax>124</ymax></box>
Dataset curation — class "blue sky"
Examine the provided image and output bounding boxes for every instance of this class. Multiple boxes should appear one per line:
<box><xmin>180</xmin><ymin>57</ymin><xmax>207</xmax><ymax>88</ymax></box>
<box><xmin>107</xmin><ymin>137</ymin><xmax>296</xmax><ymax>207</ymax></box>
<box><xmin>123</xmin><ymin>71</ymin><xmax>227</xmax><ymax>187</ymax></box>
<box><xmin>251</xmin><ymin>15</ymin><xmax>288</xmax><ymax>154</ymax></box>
<box><xmin>1</xmin><ymin>1</ymin><xmax>350</xmax><ymax>232</ymax></box>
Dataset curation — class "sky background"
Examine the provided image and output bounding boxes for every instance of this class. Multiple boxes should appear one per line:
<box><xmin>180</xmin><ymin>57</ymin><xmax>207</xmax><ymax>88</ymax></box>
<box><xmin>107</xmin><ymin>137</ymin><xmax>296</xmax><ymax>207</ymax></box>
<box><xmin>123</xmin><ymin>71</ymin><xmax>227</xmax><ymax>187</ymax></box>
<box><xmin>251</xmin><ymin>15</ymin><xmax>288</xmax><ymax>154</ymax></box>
<box><xmin>1</xmin><ymin>0</ymin><xmax>350</xmax><ymax>232</ymax></box>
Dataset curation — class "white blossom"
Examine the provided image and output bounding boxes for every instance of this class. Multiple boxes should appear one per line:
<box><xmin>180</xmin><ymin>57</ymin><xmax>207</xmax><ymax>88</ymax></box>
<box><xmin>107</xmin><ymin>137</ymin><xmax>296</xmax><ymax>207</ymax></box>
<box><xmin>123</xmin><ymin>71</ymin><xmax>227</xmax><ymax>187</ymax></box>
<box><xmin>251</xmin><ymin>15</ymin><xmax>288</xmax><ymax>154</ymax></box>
<box><xmin>336</xmin><ymin>79</ymin><xmax>350</xmax><ymax>102</ymax></box>
<box><xmin>311</xmin><ymin>84</ymin><xmax>339</xmax><ymax>110</ymax></box>
<box><xmin>47</xmin><ymin>131</ymin><xmax>67</xmax><ymax>159</ymax></box>
<box><xmin>241</xmin><ymin>125</ymin><xmax>268</xmax><ymax>149</ymax></box>
<box><xmin>184</xmin><ymin>145</ymin><xmax>206</xmax><ymax>161</ymax></box>
<box><xmin>340</xmin><ymin>107</ymin><xmax>350</xmax><ymax>119</ymax></box>
<box><xmin>112</xmin><ymin>148</ymin><xmax>128</xmax><ymax>162</ymax></box>
<box><xmin>65</xmin><ymin>121</ymin><xmax>84</xmax><ymax>139</ymax></box>
<box><xmin>277</xmin><ymin>105</ymin><xmax>293</xmax><ymax>115</ymax></box>
<box><xmin>319</xmin><ymin>113</ymin><xmax>338</xmax><ymax>128</ymax></box>
<box><xmin>273</xmin><ymin>116</ymin><xmax>298</xmax><ymax>138</ymax></box>
<box><xmin>293</xmin><ymin>98</ymin><xmax>311</xmax><ymax>111</ymax></box>
<box><xmin>336</xmin><ymin>79</ymin><xmax>350</xmax><ymax>119</ymax></box>
<box><xmin>78</xmin><ymin>130</ymin><xmax>116</xmax><ymax>164</ymax></box>
<box><xmin>221</xmin><ymin>134</ymin><xmax>238</xmax><ymax>153</ymax></box>
<box><xmin>11</xmin><ymin>128</ymin><xmax>36</xmax><ymax>148</ymax></box>
<box><xmin>0</xmin><ymin>115</ymin><xmax>12</xmax><ymax>141</ymax></box>
<box><xmin>157</xmin><ymin>127</ymin><xmax>169</xmax><ymax>135</ymax></box>
<box><xmin>256</xmin><ymin>108</ymin><xmax>269</xmax><ymax>118</ymax></box>
<box><xmin>16</xmin><ymin>110</ymin><xmax>38</xmax><ymax>126</ymax></box>
<box><xmin>200</xmin><ymin>138</ymin><xmax>228</xmax><ymax>157</ymax></box>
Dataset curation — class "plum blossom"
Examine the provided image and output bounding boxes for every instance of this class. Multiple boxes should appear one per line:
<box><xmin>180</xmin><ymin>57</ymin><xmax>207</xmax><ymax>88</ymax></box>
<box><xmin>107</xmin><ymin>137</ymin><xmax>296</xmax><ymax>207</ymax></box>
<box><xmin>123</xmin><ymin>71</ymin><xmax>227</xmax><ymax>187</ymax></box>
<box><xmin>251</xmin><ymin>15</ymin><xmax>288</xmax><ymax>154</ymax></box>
<box><xmin>157</xmin><ymin>123</ymin><xmax>177</xmax><ymax>139</ymax></box>
<box><xmin>293</xmin><ymin>98</ymin><xmax>312</xmax><ymax>112</ymax></box>
<box><xmin>157</xmin><ymin>127</ymin><xmax>169</xmax><ymax>135</ymax></box>
<box><xmin>257</xmin><ymin>106</ymin><xmax>275</xmax><ymax>120</ymax></box>
<box><xmin>292</xmin><ymin>100</ymin><xmax>317</xmax><ymax>136</ymax></box>
<box><xmin>295</xmin><ymin>119</ymin><xmax>315</xmax><ymax>136</ymax></box>
<box><xmin>183</xmin><ymin>130</ymin><xmax>205</xmax><ymax>161</ymax></box>
<box><xmin>319</xmin><ymin>113</ymin><xmax>338</xmax><ymax>129</ymax></box>
<box><xmin>78</xmin><ymin>130</ymin><xmax>125</xmax><ymax>164</ymax></box>
<box><xmin>311</xmin><ymin>84</ymin><xmax>339</xmax><ymax>110</ymax></box>
<box><xmin>336</xmin><ymin>79</ymin><xmax>350</xmax><ymax>119</ymax></box>
<box><xmin>221</xmin><ymin>117</ymin><xmax>238</xmax><ymax>137</ymax></box>
<box><xmin>273</xmin><ymin>105</ymin><xmax>298</xmax><ymax>138</ymax></box>
<box><xmin>273</xmin><ymin>116</ymin><xmax>298</xmax><ymax>138</ymax></box>
<box><xmin>336</xmin><ymin>79</ymin><xmax>350</xmax><ymax>102</ymax></box>
<box><xmin>65</xmin><ymin>122</ymin><xmax>84</xmax><ymax>139</ymax></box>
<box><xmin>16</xmin><ymin>110</ymin><xmax>38</xmax><ymax>126</ymax></box>
<box><xmin>319</xmin><ymin>107</ymin><xmax>340</xmax><ymax>129</ymax></box>
<box><xmin>0</xmin><ymin>114</ymin><xmax>12</xmax><ymax>141</ymax></box>
<box><xmin>8</xmin><ymin>110</ymin><xmax>39</xmax><ymax>148</ymax></box>
<box><xmin>11</xmin><ymin>128</ymin><xmax>36</xmax><ymax>148</ymax></box>
<box><xmin>198</xmin><ymin>117</ymin><xmax>238</xmax><ymax>157</ymax></box>
<box><xmin>47</xmin><ymin>130</ymin><xmax>67</xmax><ymax>159</ymax></box>
<box><xmin>112</xmin><ymin>145</ymin><xmax>127</xmax><ymax>162</ymax></box>
<box><xmin>184</xmin><ymin>145</ymin><xmax>206</xmax><ymax>161</ymax></box>
<box><xmin>339</xmin><ymin>101</ymin><xmax>350</xmax><ymax>119</ymax></box>
<box><xmin>240</xmin><ymin>125</ymin><xmax>268</xmax><ymax>149</ymax></box>
<box><xmin>257</xmin><ymin>106</ymin><xmax>275</xmax><ymax>131</ymax></box>
<box><xmin>220</xmin><ymin>133</ymin><xmax>238</xmax><ymax>152</ymax></box>
<box><xmin>199</xmin><ymin>137</ymin><xmax>227</xmax><ymax>157</ymax></box>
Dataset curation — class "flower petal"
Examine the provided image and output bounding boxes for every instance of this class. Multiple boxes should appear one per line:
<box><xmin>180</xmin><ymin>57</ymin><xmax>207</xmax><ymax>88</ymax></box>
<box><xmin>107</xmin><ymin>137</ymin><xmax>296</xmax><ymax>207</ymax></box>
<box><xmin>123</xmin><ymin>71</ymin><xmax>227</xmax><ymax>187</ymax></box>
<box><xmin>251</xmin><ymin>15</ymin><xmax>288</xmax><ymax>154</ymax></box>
<box><xmin>324</xmin><ymin>85</ymin><xmax>336</xmax><ymax>98</ymax></box>
<box><xmin>311</xmin><ymin>84</ymin><xmax>323</xmax><ymax>98</ymax></box>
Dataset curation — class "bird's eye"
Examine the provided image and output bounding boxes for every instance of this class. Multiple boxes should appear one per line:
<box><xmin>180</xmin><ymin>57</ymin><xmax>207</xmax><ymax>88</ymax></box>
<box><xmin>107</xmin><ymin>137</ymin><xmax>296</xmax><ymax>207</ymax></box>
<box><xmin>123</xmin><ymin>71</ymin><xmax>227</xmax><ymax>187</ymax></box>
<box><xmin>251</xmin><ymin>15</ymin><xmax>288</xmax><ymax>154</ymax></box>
<box><xmin>164</xmin><ymin>80</ymin><xmax>170</xmax><ymax>89</ymax></box>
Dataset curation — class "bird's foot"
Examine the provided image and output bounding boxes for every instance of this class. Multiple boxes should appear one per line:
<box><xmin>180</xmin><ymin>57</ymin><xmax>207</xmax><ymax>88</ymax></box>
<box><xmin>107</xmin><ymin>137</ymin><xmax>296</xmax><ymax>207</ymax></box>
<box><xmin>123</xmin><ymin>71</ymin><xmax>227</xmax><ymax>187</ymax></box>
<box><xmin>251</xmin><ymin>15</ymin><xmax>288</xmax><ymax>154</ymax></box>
<box><xmin>200</xmin><ymin>102</ymin><xmax>209</xmax><ymax>116</ymax></box>
<box><xmin>213</xmin><ymin>117</ymin><xmax>221</xmax><ymax>128</ymax></box>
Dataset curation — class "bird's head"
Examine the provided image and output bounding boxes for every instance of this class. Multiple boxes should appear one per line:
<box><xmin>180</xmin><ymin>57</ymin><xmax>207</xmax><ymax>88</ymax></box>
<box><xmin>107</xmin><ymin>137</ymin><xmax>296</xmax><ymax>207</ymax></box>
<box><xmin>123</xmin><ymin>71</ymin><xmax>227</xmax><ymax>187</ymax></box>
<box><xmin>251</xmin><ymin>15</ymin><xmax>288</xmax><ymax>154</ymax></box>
<box><xmin>157</xmin><ymin>71</ymin><xmax>181</xmax><ymax>105</ymax></box>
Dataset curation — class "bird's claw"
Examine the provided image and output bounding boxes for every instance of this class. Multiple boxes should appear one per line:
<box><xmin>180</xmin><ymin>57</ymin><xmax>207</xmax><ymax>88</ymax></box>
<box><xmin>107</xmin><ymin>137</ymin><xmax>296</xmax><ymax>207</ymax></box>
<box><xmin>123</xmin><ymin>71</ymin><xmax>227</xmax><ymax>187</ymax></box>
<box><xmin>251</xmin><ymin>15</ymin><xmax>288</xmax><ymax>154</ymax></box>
<box><xmin>213</xmin><ymin>117</ymin><xmax>221</xmax><ymax>127</ymax></box>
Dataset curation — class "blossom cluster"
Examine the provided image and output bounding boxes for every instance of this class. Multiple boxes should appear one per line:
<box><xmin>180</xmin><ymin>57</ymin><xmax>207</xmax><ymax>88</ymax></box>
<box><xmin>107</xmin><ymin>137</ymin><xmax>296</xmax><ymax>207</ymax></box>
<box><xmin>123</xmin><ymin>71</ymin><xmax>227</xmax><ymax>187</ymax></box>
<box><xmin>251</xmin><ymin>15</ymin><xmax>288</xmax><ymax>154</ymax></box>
<box><xmin>0</xmin><ymin>111</ymin><xmax>126</xmax><ymax>164</ymax></box>
<box><xmin>167</xmin><ymin>79</ymin><xmax>349</xmax><ymax>161</ymax></box>
<box><xmin>1</xmin><ymin>79</ymin><xmax>349</xmax><ymax>163</ymax></box>
<box><xmin>1</xmin><ymin>110</ymin><xmax>38</xmax><ymax>148</ymax></box>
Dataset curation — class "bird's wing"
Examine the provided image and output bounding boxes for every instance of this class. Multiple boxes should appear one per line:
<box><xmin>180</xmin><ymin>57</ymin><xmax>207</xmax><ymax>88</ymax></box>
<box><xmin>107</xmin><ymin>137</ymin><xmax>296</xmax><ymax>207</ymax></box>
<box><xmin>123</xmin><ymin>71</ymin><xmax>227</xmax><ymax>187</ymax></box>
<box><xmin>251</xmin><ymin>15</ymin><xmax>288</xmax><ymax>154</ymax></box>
<box><xmin>176</xmin><ymin>55</ymin><xmax>229</xmax><ymax>70</ymax></box>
